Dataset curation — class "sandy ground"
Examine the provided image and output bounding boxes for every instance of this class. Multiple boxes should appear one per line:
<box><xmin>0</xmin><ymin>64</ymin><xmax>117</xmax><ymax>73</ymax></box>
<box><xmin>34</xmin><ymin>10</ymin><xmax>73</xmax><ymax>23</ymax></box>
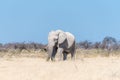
<box><xmin>0</xmin><ymin>57</ymin><xmax>120</xmax><ymax>80</ymax></box>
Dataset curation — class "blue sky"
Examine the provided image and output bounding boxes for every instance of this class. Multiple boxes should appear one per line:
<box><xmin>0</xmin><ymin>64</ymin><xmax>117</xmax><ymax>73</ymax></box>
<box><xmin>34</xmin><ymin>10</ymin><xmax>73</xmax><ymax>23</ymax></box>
<box><xmin>0</xmin><ymin>0</ymin><xmax>120</xmax><ymax>44</ymax></box>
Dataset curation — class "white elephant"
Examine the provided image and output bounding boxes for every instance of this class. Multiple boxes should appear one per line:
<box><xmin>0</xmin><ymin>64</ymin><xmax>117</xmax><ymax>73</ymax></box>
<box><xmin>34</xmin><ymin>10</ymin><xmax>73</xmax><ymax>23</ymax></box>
<box><xmin>47</xmin><ymin>30</ymin><xmax>76</xmax><ymax>61</ymax></box>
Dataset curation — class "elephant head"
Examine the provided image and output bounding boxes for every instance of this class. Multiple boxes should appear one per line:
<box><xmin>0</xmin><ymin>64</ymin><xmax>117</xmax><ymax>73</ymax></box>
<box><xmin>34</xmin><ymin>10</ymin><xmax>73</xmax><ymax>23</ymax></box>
<box><xmin>47</xmin><ymin>30</ymin><xmax>67</xmax><ymax>61</ymax></box>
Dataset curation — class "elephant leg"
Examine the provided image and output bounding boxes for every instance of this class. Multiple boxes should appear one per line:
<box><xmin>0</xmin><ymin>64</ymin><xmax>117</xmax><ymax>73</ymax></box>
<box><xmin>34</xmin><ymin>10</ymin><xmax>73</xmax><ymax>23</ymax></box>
<box><xmin>57</xmin><ymin>48</ymin><xmax>63</xmax><ymax>61</ymax></box>
<box><xmin>71</xmin><ymin>46</ymin><xmax>75</xmax><ymax>60</ymax></box>
<box><xmin>51</xmin><ymin>47</ymin><xmax>57</xmax><ymax>61</ymax></box>
<box><xmin>47</xmin><ymin>53</ymin><xmax>55</xmax><ymax>61</ymax></box>
<box><xmin>63</xmin><ymin>53</ymin><xmax>67</xmax><ymax>60</ymax></box>
<box><xmin>46</xmin><ymin>48</ymin><xmax>53</xmax><ymax>61</ymax></box>
<box><xmin>71</xmin><ymin>51</ymin><xmax>75</xmax><ymax>60</ymax></box>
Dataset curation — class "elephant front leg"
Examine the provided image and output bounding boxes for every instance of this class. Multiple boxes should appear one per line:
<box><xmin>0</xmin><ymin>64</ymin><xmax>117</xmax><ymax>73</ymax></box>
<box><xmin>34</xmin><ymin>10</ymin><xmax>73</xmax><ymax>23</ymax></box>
<box><xmin>57</xmin><ymin>48</ymin><xmax>63</xmax><ymax>61</ymax></box>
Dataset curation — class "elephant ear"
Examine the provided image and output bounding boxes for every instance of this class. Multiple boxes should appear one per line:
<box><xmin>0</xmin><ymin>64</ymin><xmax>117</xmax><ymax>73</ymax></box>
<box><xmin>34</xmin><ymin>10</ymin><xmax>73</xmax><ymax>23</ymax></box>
<box><xmin>58</xmin><ymin>32</ymin><xmax>67</xmax><ymax>44</ymax></box>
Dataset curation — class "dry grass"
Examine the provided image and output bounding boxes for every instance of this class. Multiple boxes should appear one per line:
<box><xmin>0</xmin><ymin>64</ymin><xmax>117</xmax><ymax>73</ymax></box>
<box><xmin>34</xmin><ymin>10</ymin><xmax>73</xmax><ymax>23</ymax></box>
<box><xmin>1</xmin><ymin>49</ymin><xmax>120</xmax><ymax>59</ymax></box>
<box><xmin>0</xmin><ymin>49</ymin><xmax>120</xmax><ymax>80</ymax></box>
<box><xmin>76</xmin><ymin>49</ymin><xmax>120</xmax><ymax>58</ymax></box>
<box><xmin>0</xmin><ymin>49</ymin><xmax>47</xmax><ymax>58</ymax></box>
<box><xmin>0</xmin><ymin>57</ymin><xmax>120</xmax><ymax>80</ymax></box>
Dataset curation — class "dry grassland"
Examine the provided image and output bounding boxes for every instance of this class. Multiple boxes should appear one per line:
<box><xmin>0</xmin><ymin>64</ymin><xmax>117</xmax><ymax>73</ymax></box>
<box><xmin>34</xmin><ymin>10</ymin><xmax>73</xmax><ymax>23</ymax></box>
<box><xmin>0</xmin><ymin>49</ymin><xmax>120</xmax><ymax>80</ymax></box>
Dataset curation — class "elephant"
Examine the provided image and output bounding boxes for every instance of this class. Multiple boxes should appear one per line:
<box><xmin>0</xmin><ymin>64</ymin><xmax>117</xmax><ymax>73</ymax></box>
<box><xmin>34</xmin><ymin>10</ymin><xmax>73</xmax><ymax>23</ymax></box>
<box><xmin>47</xmin><ymin>30</ymin><xmax>76</xmax><ymax>61</ymax></box>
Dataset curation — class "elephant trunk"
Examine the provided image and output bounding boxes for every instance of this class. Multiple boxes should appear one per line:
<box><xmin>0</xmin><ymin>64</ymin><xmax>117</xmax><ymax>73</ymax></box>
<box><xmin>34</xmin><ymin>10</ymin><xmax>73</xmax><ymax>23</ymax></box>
<box><xmin>47</xmin><ymin>47</ymin><xmax>55</xmax><ymax>61</ymax></box>
<box><xmin>47</xmin><ymin>45</ymin><xmax>57</xmax><ymax>61</ymax></box>
<box><xmin>47</xmin><ymin>46</ymin><xmax>54</xmax><ymax>61</ymax></box>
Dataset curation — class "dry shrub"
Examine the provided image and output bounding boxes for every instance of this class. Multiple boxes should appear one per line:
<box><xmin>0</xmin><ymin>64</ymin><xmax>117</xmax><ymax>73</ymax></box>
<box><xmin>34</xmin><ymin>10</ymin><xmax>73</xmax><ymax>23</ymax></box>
<box><xmin>76</xmin><ymin>49</ymin><xmax>120</xmax><ymax>58</ymax></box>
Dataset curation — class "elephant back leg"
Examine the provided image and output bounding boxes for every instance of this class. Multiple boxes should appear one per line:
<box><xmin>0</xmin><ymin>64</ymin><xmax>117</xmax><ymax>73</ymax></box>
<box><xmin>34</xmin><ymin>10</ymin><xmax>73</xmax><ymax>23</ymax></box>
<box><xmin>71</xmin><ymin>47</ymin><xmax>75</xmax><ymax>60</ymax></box>
<box><xmin>63</xmin><ymin>53</ymin><xmax>67</xmax><ymax>60</ymax></box>
<box><xmin>71</xmin><ymin>52</ymin><xmax>75</xmax><ymax>60</ymax></box>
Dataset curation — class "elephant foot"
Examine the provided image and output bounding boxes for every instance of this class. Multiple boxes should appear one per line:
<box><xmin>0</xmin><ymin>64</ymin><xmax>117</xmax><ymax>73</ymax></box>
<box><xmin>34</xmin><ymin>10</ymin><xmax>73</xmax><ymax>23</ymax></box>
<box><xmin>51</xmin><ymin>58</ymin><xmax>55</xmax><ymax>61</ymax></box>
